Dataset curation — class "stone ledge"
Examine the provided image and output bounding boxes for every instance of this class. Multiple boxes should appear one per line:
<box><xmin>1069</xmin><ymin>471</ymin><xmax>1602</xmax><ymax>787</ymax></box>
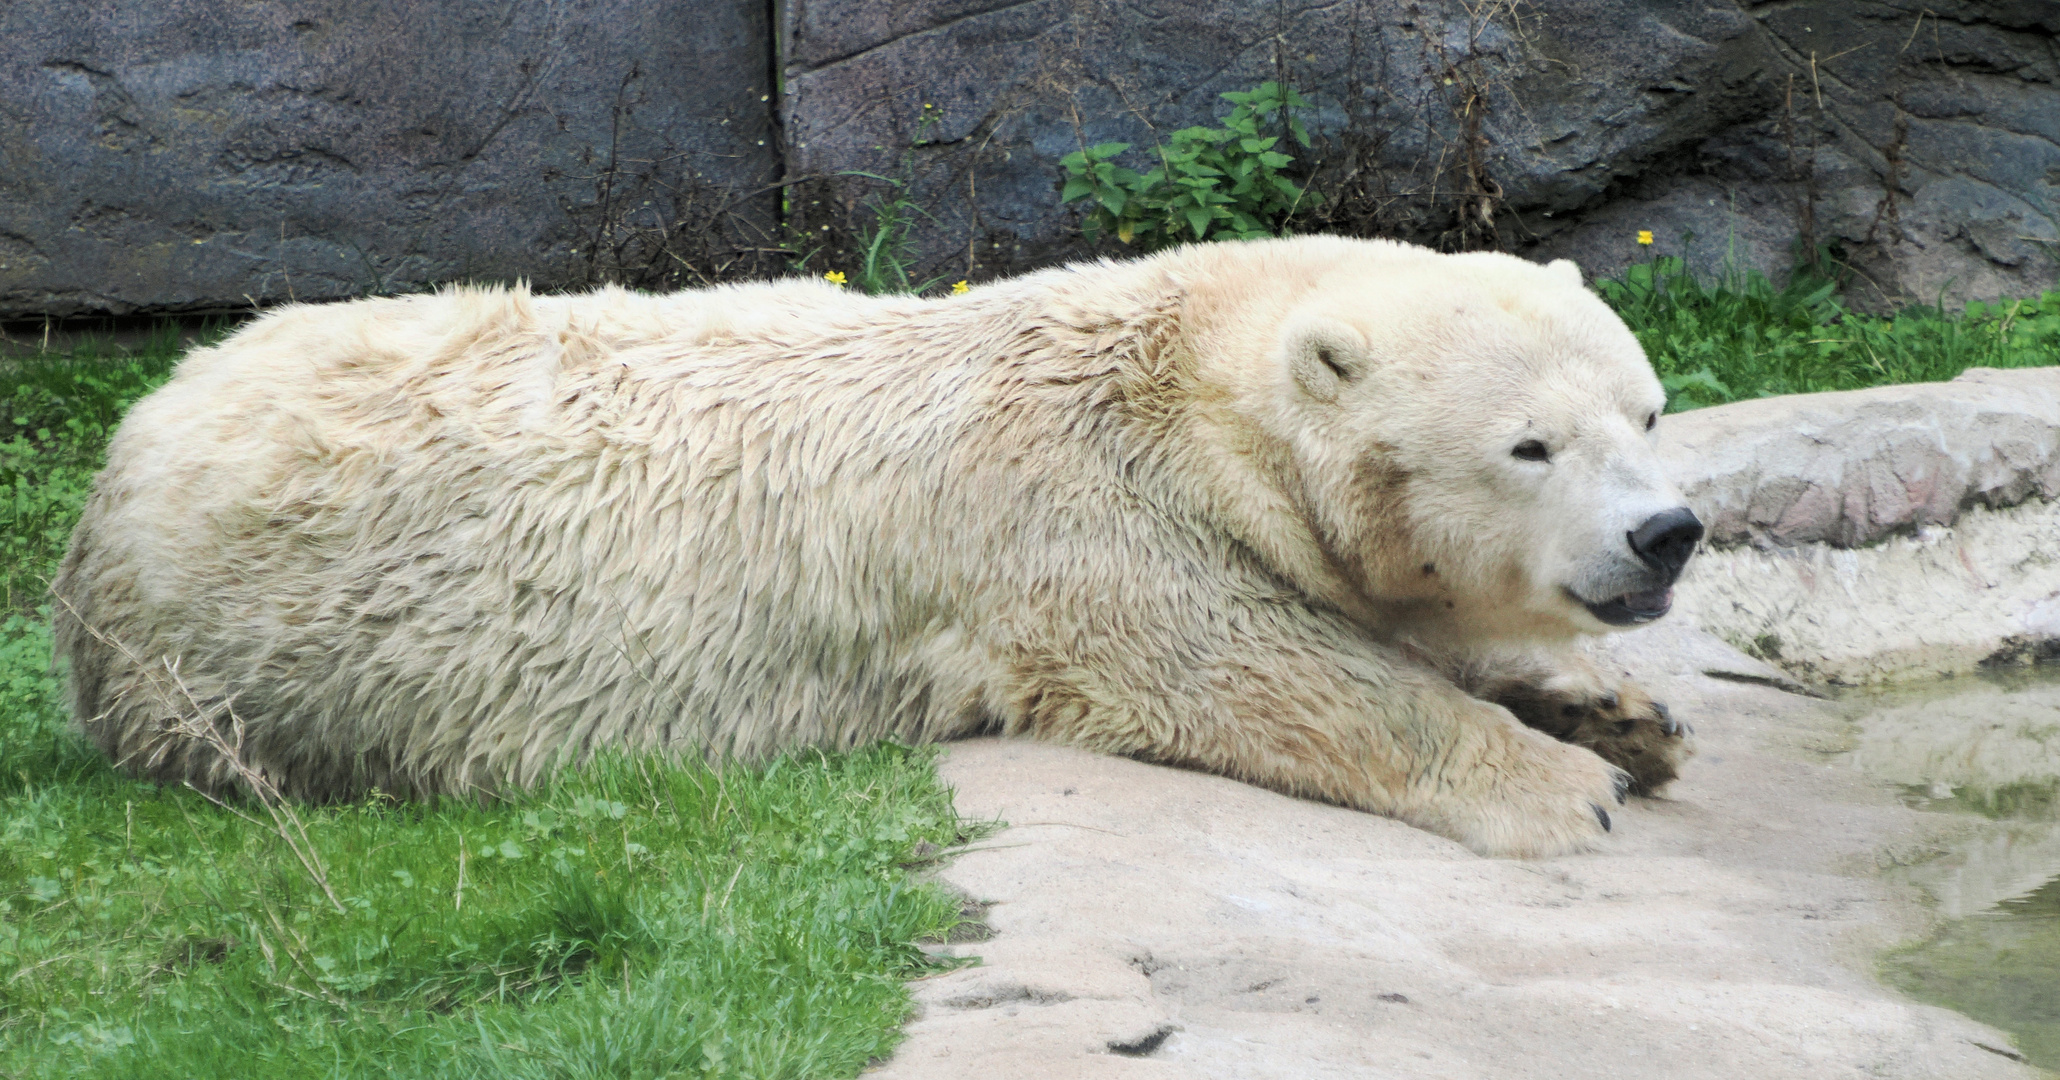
<box><xmin>1659</xmin><ymin>368</ymin><xmax>2060</xmax><ymax>550</ymax></box>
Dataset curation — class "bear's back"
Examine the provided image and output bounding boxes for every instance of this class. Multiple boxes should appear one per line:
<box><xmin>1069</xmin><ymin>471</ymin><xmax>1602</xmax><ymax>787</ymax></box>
<box><xmin>54</xmin><ymin>276</ymin><xmax>1180</xmax><ymax>798</ymax></box>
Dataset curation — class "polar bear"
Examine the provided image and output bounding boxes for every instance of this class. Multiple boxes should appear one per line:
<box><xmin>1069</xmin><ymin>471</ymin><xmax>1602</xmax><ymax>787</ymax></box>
<box><xmin>52</xmin><ymin>236</ymin><xmax>1700</xmax><ymax>858</ymax></box>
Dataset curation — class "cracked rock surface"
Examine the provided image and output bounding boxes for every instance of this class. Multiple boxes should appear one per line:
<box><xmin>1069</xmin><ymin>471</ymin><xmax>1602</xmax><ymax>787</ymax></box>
<box><xmin>782</xmin><ymin>0</ymin><xmax>2059</xmax><ymax>306</ymax></box>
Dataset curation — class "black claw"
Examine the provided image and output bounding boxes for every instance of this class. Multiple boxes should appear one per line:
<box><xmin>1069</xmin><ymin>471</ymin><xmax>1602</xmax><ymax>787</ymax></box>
<box><xmin>1612</xmin><ymin>772</ymin><xmax>1631</xmax><ymax>804</ymax></box>
<box><xmin>1597</xmin><ymin>691</ymin><xmax>1619</xmax><ymax>711</ymax></box>
<box><xmin>1593</xmin><ymin>804</ymin><xmax>1612</xmax><ymax>832</ymax></box>
<box><xmin>1654</xmin><ymin>702</ymin><xmax>1679</xmax><ymax>736</ymax></box>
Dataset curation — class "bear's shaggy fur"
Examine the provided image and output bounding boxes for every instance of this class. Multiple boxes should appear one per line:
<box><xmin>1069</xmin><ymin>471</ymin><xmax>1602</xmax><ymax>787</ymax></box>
<box><xmin>53</xmin><ymin>237</ymin><xmax>1696</xmax><ymax>857</ymax></box>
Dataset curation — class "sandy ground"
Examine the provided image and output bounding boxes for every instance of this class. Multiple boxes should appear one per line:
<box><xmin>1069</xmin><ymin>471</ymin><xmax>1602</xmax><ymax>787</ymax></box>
<box><xmin>872</xmin><ymin>621</ymin><xmax>2043</xmax><ymax>1079</ymax></box>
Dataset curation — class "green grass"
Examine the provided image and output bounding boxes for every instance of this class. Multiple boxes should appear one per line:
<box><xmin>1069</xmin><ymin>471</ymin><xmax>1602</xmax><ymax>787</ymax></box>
<box><xmin>0</xmin><ymin>332</ymin><xmax>185</xmax><ymax>611</ymax></box>
<box><xmin>1597</xmin><ymin>255</ymin><xmax>2060</xmax><ymax>411</ymax></box>
<box><xmin>0</xmin><ymin>333</ymin><xmax>981</xmax><ymax>1078</ymax></box>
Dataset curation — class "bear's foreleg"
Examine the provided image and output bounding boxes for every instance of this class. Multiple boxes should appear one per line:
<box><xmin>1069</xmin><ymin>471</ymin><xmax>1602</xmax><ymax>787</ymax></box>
<box><xmin>1008</xmin><ymin>628</ymin><xmax>1631</xmax><ymax>858</ymax></box>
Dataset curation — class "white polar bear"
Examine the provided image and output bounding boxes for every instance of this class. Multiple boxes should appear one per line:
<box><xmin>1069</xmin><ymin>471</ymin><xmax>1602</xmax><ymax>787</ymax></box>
<box><xmin>52</xmin><ymin>236</ymin><xmax>1700</xmax><ymax>857</ymax></box>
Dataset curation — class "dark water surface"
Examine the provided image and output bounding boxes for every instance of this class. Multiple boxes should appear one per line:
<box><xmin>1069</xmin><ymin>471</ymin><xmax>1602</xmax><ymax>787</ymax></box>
<box><xmin>1841</xmin><ymin>665</ymin><xmax>2060</xmax><ymax>1070</ymax></box>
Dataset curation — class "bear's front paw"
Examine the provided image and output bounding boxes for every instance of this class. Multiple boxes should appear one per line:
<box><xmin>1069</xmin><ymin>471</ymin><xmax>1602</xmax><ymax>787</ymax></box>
<box><xmin>1422</xmin><ymin>724</ymin><xmax>1630</xmax><ymax>858</ymax></box>
<box><xmin>1496</xmin><ymin>677</ymin><xmax>1693</xmax><ymax>797</ymax></box>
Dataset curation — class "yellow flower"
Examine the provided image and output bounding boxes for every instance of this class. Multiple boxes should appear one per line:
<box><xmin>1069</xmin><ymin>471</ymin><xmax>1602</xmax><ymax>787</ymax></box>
<box><xmin>824</xmin><ymin>270</ymin><xmax>847</xmax><ymax>286</ymax></box>
<box><xmin>1636</xmin><ymin>230</ymin><xmax>1654</xmax><ymax>245</ymax></box>
<box><xmin>951</xmin><ymin>280</ymin><xmax>970</xmax><ymax>294</ymax></box>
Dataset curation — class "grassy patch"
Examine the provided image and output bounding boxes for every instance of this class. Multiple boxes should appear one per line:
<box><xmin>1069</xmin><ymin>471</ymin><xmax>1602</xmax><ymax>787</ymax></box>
<box><xmin>0</xmin><ymin>332</ymin><xmax>185</xmax><ymax>611</ymax></box>
<box><xmin>3</xmin><ymin>745</ymin><xmax>973</xmax><ymax>1079</ymax></box>
<box><xmin>0</xmin><ymin>335</ymin><xmax>979</xmax><ymax>1078</ymax></box>
<box><xmin>1597</xmin><ymin>255</ymin><xmax>2060</xmax><ymax>411</ymax></box>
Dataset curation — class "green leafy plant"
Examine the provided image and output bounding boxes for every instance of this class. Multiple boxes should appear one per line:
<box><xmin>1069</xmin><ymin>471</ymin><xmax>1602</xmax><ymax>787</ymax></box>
<box><xmin>1060</xmin><ymin>81</ymin><xmax>1319</xmax><ymax>248</ymax></box>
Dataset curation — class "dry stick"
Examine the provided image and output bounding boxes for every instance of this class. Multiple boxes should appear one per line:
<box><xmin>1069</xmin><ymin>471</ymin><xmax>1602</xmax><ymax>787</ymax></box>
<box><xmin>717</xmin><ymin>860</ymin><xmax>746</xmax><ymax>912</ymax></box>
<box><xmin>175</xmin><ymin>781</ymin><xmax>339</xmax><ymax>1005</ymax></box>
<box><xmin>1900</xmin><ymin>9</ymin><xmax>1934</xmax><ymax>54</ymax></box>
<box><xmin>996</xmin><ymin>820</ymin><xmax>1129</xmax><ymax>837</ymax></box>
<box><xmin>50</xmin><ymin>593</ymin><xmax>346</xmax><ymax>915</ymax></box>
<box><xmin>933</xmin><ymin>841</ymin><xmax>1033</xmax><ymax>857</ymax></box>
<box><xmin>160</xmin><ymin>661</ymin><xmax>345</xmax><ymax>916</ymax></box>
<box><xmin>5</xmin><ymin>953</ymin><xmax>78</xmax><ymax>985</ymax></box>
<box><xmin>455</xmin><ymin>834</ymin><xmax>468</xmax><ymax>912</ymax></box>
<box><xmin>179</xmin><ymin>776</ymin><xmax>342</xmax><ymax>917</ymax></box>
<box><xmin>257</xmin><ymin>886</ymin><xmax>348</xmax><ymax>1007</ymax></box>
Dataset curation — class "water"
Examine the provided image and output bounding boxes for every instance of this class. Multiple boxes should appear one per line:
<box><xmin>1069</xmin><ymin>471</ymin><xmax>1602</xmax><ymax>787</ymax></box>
<box><xmin>1841</xmin><ymin>665</ymin><xmax>2060</xmax><ymax>1069</ymax></box>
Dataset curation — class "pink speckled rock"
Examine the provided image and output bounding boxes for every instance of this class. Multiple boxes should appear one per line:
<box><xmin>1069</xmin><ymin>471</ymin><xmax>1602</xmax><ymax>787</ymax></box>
<box><xmin>1658</xmin><ymin>368</ymin><xmax>2060</xmax><ymax>550</ymax></box>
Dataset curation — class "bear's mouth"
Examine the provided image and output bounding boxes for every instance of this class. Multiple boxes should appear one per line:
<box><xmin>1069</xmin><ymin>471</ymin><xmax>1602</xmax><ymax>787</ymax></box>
<box><xmin>1567</xmin><ymin>586</ymin><xmax>1673</xmax><ymax>626</ymax></box>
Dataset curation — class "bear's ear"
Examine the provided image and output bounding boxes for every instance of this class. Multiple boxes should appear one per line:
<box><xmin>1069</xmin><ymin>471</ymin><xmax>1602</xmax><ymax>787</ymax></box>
<box><xmin>1544</xmin><ymin>258</ymin><xmax>1583</xmax><ymax>287</ymax></box>
<box><xmin>1283</xmin><ymin>316</ymin><xmax>1369</xmax><ymax>403</ymax></box>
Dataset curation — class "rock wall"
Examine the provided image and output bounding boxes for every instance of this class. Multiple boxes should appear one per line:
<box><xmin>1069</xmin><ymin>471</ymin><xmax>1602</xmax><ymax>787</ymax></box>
<box><xmin>1536</xmin><ymin>1</ymin><xmax>2060</xmax><ymax>310</ymax></box>
<box><xmin>783</xmin><ymin>0</ymin><xmax>2060</xmax><ymax>309</ymax></box>
<box><xmin>781</xmin><ymin>1</ymin><xmax>1779</xmax><ymax>286</ymax></box>
<box><xmin>0</xmin><ymin>1</ymin><xmax>779</xmax><ymax>317</ymax></box>
<box><xmin>2</xmin><ymin>2</ymin><xmax>2054</xmax><ymax>318</ymax></box>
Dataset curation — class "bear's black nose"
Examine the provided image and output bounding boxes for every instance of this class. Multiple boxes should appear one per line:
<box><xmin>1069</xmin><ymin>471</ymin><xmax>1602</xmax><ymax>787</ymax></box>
<box><xmin>1628</xmin><ymin>507</ymin><xmax>1703</xmax><ymax>578</ymax></box>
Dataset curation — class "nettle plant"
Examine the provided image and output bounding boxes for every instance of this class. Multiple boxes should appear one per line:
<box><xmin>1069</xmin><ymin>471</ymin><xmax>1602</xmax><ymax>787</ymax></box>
<box><xmin>1060</xmin><ymin>82</ymin><xmax>1319</xmax><ymax>248</ymax></box>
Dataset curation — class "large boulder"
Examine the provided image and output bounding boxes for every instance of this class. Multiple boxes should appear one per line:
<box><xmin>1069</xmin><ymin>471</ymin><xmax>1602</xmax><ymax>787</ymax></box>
<box><xmin>0</xmin><ymin>1</ymin><xmax>779</xmax><ymax>318</ymax></box>
<box><xmin>1660</xmin><ymin>368</ymin><xmax>2060</xmax><ymax>550</ymax></box>
<box><xmin>1661</xmin><ymin>367</ymin><xmax>2060</xmax><ymax>684</ymax></box>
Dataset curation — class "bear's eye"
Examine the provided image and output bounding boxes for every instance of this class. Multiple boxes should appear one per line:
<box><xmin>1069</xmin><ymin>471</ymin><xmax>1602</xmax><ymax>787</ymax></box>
<box><xmin>1512</xmin><ymin>440</ymin><xmax>1550</xmax><ymax>463</ymax></box>
<box><xmin>1644</xmin><ymin>412</ymin><xmax>1658</xmax><ymax>432</ymax></box>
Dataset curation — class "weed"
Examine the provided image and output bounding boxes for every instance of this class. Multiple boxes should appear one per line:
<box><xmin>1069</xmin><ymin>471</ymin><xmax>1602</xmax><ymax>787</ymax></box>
<box><xmin>799</xmin><ymin>105</ymin><xmax>954</xmax><ymax>297</ymax></box>
<box><xmin>1060</xmin><ymin>81</ymin><xmax>1319</xmax><ymax>248</ymax></box>
<box><xmin>557</xmin><ymin>64</ymin><xmax>789</xmax><ymax>292</ymax></box>
<box><xmin>838</xmin><ymin>170</ymin><xmax>947</xmax><ymax>296</ymax></box>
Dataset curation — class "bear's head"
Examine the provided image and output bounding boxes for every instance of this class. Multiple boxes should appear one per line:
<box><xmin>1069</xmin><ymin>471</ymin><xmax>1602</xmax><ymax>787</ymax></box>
<box><xmin>1175</xmin><ymin>237</ymin><xmax>1702</xmax><ymax>643</ymax></box>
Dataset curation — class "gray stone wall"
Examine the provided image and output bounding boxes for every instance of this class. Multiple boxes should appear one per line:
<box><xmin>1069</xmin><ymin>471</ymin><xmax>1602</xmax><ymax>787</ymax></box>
<box><xmin>1531</xmin><ymin>1</ymin><xmax>2060</xmax><ymax>309</ymax></box>
<box><xmin>783</xmin><ymin>0</ymin><xmax>2060</xmax><ymax>309</ymax></box>
<box><xmin>1</xmin><ymin>1</ymin><xmax>2053</xmax><ymax>318</ymax></box>
<box><xmin>0</xmin><ymin>0</ymin><xmax>778</xmax><ymax>317</ymax></box>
